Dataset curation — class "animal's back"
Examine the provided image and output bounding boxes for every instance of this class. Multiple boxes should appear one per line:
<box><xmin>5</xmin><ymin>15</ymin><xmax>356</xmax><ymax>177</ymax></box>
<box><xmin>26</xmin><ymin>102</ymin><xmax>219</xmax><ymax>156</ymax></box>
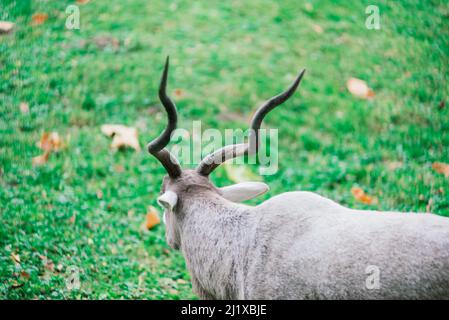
<box><xmin>244</xmin><ymin>191</ymin><xmax>449</xmax><ymax>299</ymax></box>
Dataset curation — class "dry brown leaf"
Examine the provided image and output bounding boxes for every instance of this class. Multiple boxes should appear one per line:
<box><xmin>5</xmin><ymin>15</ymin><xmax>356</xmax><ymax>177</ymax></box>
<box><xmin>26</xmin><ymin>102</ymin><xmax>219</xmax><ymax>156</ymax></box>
<box><xmin>146</xmin><ymin>206</ymin><xmax>161</xmax><ymax>230</ymax></box>
<box><xmin>10</xmin><ymin>281</ymin><xmax>24</xmax><ymax>289</ymax></box>
<box><xmin>347</xmin><ymin>78</ymin><xmax>375</xmax><ymax>99</ymax></box>
<box><xmin>76</xmin><ymin>0</ymin><xmax>91</xmax><ymax>4</ymax></box>
<box><xmin>11</xmin><ymin>252</ymin><xmax>20</xmax><ymax>264</ymax></box>
<box><xmin>312</xmin><ymin>24</ymin><xmax>323</xmax><ymax>34</ymax></box>
<box><xmin>432</xmin><ymin>162</ymin><xmax>449</xmax><ymax>177</ymax></box>
<box><xmin>68</xmin><ymin>213</ymin><xmax>76</xmax><ymax>224</ymax></box>
<box><xmin>351</xmin><ymin>187</ymin><xmax>378</xmax><ymax>205</ymax></box>
<box><xmin>101</xmin><ymin>124</ymin><xmax>141</xmax><ymax>151</ymax></box>
<box><xmin>19</xmin><ymin>102</ymin><xmax>29</xmax><ymax>114</ymax></box>
<box><xmin>0</xmin><ymin>21</ymin><xmax>14</xmax><ymax>34</ymax></box>
<box><xmin>20</xmin><ymin>271</ymin><xmax>30</xmax><ymax>279</ymax></box>
<box><xmin>44</xmin><ymin>259</ymin><xmax>55</xmax><ymax>272</ymax></box>
<box><xmin>37</xmin><ymin>132</ymin><xmax>62</xmax><ymax>152</ymax></box>
<box><xmin>31</xmin><ymin>13</ymin><xmax>48</xmax><ymax>26</ymax></box>
<box><xmin>174</xmin><ymin>88</ymin><xmax>185</xmax><ymax>99</ymax></box>
<box><xmin>32</xmin><ymin>151</ymin><xmax>50</xmax><ymax>166</ymax></box>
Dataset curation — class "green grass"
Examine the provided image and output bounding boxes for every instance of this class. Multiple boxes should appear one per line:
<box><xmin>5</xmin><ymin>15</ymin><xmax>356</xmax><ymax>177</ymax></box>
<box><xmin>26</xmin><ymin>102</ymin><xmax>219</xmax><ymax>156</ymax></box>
<box><xmin>1</xmin><ymin>0</ymin><xmax>448</xmax><ymax>299</ymax></box>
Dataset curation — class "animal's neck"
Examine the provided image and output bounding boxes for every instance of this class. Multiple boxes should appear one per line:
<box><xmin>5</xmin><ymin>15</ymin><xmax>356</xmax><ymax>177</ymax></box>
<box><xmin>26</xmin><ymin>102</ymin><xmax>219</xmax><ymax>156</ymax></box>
<box><xmin>179</xmin><ymin>191</ymin><xmax>253</xmax><ymax>299</ymax></box>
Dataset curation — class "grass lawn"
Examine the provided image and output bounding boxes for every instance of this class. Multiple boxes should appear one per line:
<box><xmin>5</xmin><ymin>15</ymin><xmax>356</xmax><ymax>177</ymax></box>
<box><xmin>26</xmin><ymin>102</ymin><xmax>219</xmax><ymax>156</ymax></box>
<box><xmin>1</xmin><ymin>0</ymin><xmax>448</xmax><ymax>299</ymax></box>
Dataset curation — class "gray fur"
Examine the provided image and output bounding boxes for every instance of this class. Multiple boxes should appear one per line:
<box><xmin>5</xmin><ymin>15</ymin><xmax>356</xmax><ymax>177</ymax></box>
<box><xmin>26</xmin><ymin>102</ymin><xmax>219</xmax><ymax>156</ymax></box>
<box><xmin>159</xmin><ymin>170</ymin><xmax>449</xmax><ymax>299</ymax></box>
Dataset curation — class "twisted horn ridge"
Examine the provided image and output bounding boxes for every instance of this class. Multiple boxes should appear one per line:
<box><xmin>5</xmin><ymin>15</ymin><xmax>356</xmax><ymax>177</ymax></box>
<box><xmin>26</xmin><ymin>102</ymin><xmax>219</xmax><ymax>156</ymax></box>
<box><xmin>249</xmin><ymin>69</ymin><xmax>306</xmax><ymax>154</ymax></box>
<box><xmin>197</xmin><ymin>68</ymin><xmax>306</xmax><ymax>176</ymax></box>
<box><xmin>147</xmin><ymin>57</ymin><xmax>182</xmax><ymax>178</ymax></box>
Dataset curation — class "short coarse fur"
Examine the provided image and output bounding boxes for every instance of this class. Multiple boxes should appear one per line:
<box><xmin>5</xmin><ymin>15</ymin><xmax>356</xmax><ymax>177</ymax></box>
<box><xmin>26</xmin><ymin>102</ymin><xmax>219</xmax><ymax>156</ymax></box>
<box><xmin>160</xmin><ymin>170</ymin><xmax>449</xmax><ymax>299</ymax></box>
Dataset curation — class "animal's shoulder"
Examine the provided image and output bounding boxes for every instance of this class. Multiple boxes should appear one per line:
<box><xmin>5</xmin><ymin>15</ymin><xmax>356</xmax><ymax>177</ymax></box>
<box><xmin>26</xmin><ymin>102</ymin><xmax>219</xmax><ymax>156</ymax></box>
<box><xmin>255</xmin><ymin>191</ymin><xmax>346</xmax><ymax>215</ymax></box>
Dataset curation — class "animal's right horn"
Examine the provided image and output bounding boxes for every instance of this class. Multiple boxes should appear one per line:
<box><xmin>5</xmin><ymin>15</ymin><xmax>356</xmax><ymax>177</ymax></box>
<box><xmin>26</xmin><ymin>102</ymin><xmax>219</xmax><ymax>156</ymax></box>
<box><xmin>196</xmin><ymin>68</ymin><xmax>305</xmax><ymax>176</ymax></box>
<box><xmin>147</xmin><ymin>56</ymin><xmax>182</xmax><ymax>178</ymax></box>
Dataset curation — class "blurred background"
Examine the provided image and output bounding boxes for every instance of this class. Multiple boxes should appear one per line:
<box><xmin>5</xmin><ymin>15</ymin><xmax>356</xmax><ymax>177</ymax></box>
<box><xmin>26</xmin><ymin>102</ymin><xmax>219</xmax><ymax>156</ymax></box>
<box><xmin>0</xmin><ymin>0</ymin><xmax>448</xmax><ymax>299</ymax></box>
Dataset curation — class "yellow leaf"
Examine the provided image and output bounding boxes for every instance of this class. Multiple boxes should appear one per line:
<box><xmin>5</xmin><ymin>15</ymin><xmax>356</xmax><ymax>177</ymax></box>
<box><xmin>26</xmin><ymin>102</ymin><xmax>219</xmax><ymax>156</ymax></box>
<box><xmin>37</xmin><ymin>132</ymin><xmax>62</xmax><ymax>152</ymax></box>
<box><xmin>224</xmin><ymin>163</ymin><xmax>262</xmax><ymax>183</ymax></box>
<box><xmin>146</xmin><ymin>206</ymin><xmax>161</xmax><ymax>230</ymax></box>
<box><xmin>174</xmin><ymin>88</ymin><xmax>186</xmax><ymax>99</ymax></box>
<box><xmin>101</xmin><ymin>124</ymin><xmax>141</xmax><ymax>151</ymax></box>
<box><xmin>347</xmin><ymin>78</ymin><xmax>375</xmax><ymax>99</ymax></box>
<box><xmin>311</xmin><ymin>24</ymin><xmax>323</xmax><ymax>34</ymax></box>
<box><xmin>11</xmin><ymin>252</ymin><xmax>20</xmax><ymax>264</ymax></box>
<box><xmin>432</xmin><ymin>162</ymin><xmax>449</xmax><ymax>177</ymax></box>
<box><xmin>351</xmin><ymin>187</ymin><xmax>378</xmax><ymax>205</ymax></box>
<box><xmin>32</xmin><ymin>151</ymin><xmax>50</xmax><ymax>166</ymax></box>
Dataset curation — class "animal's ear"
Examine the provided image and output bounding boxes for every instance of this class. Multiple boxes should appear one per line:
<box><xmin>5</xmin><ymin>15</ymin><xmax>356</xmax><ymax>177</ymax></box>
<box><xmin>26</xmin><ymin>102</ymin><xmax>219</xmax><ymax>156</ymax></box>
<box><xmin>219</xmin><ymin>182</ymin><xmax>269</xmax><ymax>203</ymax></box>
<box><xmin>157</xmin><ymin>190</ymin><xmax>178</xmax><ymax>211</ymax></box>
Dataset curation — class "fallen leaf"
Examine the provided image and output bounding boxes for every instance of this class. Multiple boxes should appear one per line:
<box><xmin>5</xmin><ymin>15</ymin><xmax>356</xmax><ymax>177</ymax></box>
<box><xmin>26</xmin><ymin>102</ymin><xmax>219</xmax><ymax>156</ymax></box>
<box><xmin>432</xmin><ymin>162</ymin><xmax>449</xmax><ymax>177</ymax></box>
<box><xmin>37</xmin><ymin>132</ymin><xmax>62</xmax><ymax>152</ymax></box>
<box><xmin>32</xmin><ymin>151</ymin><xmax>50</xmax><ymax>166</ymax></box>
<box><xmin>20</xmin><ymin>271</ymin><xmax>30</xmax><ymax>279</ymax></box>
<box><xmin>44</xmin><ymin>259</ymin><xmax>54</xmax><ymax>272</ymax></box>
<box><xmin>223</xmin><ymin>163</ymin><xmax>262</xmax><ymax>183</ymax></box>
<box><xmin>76</xmin><ymin>0</ymin><xmax>91</xmax><ymax>4</ymax></box>
<box><xmin>0</xmin><ymin>21</ymin><xmax>14</xmax><ymax>34</ymax></box>
<box><xmin>10</xmin><ymin>281</ymin><xmax>24</xmax><ymax>289</ymax></box>
<box><xmin>347</xmin><ymin>78</ymin><xmax>375</xmax><ymax>99</ymax></box>
<box><xmin>11</xmin><ymin>252</ymin><xmax>20</xmax><ymax>264</ymax></box>
<box><xmin>312</xmin><ymin>24</ymin><xmax>323</xmax><ymax>34</ymax></box>
<box><xmin>438</xmin><ymin>100</ymin><xmax>445</xmax><ymax>110</ymax></box>
<box><xmin>351</xmin><ymin>187</ymin><xmax>378</xmax><ymax>205</ymax></box>
<box><xmin>174</xmin><ymin>88</ymin><xmax>185</xmax><ymax>99</ymax></box>
<box><xmin>146</xmin><ymin>206</ymin><xmax>161</xmax><ymax>230</ymax></box>
<box><xmin>68</xmin><ymin>212</ymin><xmax>76</xmax><ymax>224</ymax></box>
<box><xmin>19</xmin><ymin>102</ymin><xmax>29</xmax><ymax>114</ymax></box>
<box><xmin>33</xmin><ymin>132</ymin><xmax>60</xmax><ymax>166</ymax></box>
<box><xmin>101</xmin><ymin>124</ymin><xmax>141</xmax><ymax>151</ymax></box>
<box><xmin>31</xmin><ymin>13</ymin><xmax>48</xmax><ymax>26</ymax></box>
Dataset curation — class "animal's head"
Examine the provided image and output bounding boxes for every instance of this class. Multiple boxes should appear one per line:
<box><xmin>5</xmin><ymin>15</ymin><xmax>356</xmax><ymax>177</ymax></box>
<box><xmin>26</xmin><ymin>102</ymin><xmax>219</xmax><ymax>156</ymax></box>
<box><xmin>148</xmin><ymin>57</ymin><xmax>305</xmax><ymax>249</ymax></box>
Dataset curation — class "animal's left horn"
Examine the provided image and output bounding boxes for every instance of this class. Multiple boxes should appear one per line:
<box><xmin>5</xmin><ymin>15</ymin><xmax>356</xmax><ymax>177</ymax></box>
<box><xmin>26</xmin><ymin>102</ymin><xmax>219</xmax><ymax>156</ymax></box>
<box><xmin>147</xmin><ymin>56</ymin><xmax>182</xmax><ymax>178</ymax></box>
<box><xmin>196</xmin><ymin>68</ymin><xmax>305</xmax><ymax>176</ymax></box>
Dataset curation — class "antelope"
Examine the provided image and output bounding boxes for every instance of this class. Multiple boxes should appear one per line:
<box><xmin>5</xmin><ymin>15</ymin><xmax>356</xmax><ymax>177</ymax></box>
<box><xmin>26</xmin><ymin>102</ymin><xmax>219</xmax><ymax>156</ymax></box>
<box><xmin>148</xmin><ymin>57</ymin><xmax>449</xmax><ymax>299</ymax></box>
